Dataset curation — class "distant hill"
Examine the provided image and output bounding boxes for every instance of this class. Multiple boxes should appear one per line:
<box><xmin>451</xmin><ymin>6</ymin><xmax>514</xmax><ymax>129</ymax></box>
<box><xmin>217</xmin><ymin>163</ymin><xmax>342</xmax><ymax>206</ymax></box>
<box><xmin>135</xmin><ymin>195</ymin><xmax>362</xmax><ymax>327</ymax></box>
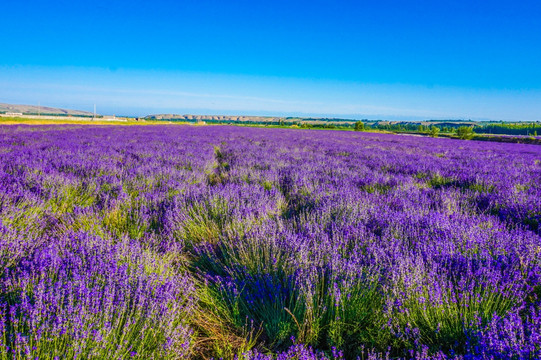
<box><xmin>145</xmin><ymin>114</ymin><xmax>358</xmax><ymax>124</ymax></box>
<box><xmin>0</xmin><ymin>103</ymin><xmax>94</xmax><ymax>116</ymax></box>
<box><xmin>145</xmin><ymin>114</ymin><xmax>284</xmax><ymax>122</ymax></box>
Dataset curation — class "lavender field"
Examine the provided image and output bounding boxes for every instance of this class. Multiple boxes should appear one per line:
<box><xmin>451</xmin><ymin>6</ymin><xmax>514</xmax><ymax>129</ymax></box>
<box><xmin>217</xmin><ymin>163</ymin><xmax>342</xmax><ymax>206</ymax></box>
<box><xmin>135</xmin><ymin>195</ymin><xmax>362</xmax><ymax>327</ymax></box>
<box><xmin>1</xmin><ymin>125</ymin><xmax>540</xmax><ymax>359</ymax></box>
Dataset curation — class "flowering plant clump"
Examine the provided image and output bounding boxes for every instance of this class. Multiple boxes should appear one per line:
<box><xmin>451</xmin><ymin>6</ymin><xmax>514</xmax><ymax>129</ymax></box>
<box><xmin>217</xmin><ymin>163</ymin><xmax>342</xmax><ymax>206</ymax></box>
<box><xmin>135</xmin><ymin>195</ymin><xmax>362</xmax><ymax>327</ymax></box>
<box><xmin>0</xmin><ymin>125</ymin><xmax>540</xmax><ymax>359</ymax></box>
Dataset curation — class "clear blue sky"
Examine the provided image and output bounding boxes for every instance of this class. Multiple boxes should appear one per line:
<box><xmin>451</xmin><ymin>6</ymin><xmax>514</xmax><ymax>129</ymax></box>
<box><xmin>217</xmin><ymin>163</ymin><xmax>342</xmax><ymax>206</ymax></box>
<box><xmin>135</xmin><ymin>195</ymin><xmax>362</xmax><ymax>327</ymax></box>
<box><xmin>1</xmin><ymin>0</ymin><xmax>540</xmax><ymax>120</ymax></box>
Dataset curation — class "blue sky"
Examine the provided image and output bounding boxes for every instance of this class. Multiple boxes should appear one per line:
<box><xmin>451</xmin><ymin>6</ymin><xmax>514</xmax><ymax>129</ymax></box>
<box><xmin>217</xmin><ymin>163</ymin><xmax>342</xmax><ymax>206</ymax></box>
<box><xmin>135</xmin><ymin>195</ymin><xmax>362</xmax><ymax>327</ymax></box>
<box><xmin>1</xmin><ymin>0</ymin><xmax>540</xmax><ymax>120</ymax></box>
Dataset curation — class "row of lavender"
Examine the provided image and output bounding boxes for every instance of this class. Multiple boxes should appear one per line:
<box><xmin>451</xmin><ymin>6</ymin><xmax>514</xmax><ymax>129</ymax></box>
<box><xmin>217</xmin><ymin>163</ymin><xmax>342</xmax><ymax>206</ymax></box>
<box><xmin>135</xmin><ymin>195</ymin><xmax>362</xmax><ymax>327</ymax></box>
<box><xmin>0</xmin><ymin>125</ymin><xmax>540</xmax><ymax>359</ymax></box>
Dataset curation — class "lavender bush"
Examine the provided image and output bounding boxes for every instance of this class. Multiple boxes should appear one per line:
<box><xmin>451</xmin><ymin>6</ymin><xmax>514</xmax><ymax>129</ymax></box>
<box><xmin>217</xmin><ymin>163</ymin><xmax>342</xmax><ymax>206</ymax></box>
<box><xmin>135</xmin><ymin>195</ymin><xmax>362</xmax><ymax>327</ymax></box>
<box><xmin>0</xmin><ymin>125</ymin><xmax>540</xmax><ymax>359</ymax></box>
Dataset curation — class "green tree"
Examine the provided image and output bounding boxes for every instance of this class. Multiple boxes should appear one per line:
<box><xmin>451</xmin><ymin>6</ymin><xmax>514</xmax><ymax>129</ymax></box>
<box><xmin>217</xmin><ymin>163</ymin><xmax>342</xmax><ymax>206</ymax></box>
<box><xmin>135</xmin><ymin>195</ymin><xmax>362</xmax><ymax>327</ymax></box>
<box><xmin>354</xmin><ymin>121</ymin><xmax>365</xmax><ymax>131</ymax></box>
<box><xmin>429</xmin><ymin>126</ymin><xmax>440</xmax><ymax>137</ymax></box>
<box><xmin>456</xmin><ymin>126</ymin><xmax>475</xmax><ymax>140</ymax></box>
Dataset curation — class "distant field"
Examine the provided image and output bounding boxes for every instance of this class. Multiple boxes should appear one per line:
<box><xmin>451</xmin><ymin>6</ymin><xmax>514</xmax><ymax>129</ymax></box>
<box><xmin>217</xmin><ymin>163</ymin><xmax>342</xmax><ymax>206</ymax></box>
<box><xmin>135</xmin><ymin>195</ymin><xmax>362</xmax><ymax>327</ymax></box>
<box><xmin>0</xmin><ymin>125</ymin><xmax>540</xmax><ymax>359</ymax></box>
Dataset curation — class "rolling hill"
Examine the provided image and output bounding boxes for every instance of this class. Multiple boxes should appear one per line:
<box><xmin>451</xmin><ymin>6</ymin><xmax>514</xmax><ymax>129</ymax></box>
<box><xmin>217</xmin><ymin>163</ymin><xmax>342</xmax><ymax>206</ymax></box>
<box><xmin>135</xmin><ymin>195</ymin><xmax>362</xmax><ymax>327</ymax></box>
<box><xmin>0</xmin><ymin>103</ymin><xmax>94</xmax><ymax>116</ymax></box>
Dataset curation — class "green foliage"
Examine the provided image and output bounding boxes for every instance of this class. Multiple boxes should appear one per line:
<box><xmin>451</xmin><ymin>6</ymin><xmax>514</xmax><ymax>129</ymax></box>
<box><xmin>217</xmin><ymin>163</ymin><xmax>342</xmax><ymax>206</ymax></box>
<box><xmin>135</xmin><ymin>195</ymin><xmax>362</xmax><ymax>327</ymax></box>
<box><xmin>299</xmin><ymin>123</ymin><xmax>342</xmax><ymax>130</ymax></box>
<box><xmin>389</xmin><ymin>276</ymin><xmax>518</xmax><ymax>353</ymax></box>
<box><xmin>192</xmin><ymin>284</ymin><xmax>260</xmax><ymax>359</ymax></box>
<box><xmin>427</xmin><ymin>174</ymin><xmax>455</xmax><ymax>188</ymax></box>
<box><xmin>354</xmin><ymin>121</ymin><xmax>365</xmax><ymax>131</ymax></box>
<box><xmin>456</xmin><ymin>126</ymin><xmax>475</xmax><ymax>140</ymax></box>
<box><xmin>102</xmin><ymin>200</ymin><xmax>150</xmax><ymax>240</ymax></box>
<box><xmin>321</xmin><ymin>276</ymin><xmax>388</xmax><ymax>355</ymax></box>
<box><xmin>172</xmin><ymin>199</ymin><xmax>229</xmax><ymax>247</ymax></box>
<box><xmin>476</xmin><ymin>122</ymin><xmax>541</xmax><ymax>136</ymax></box>
<box><xmin>47</xmin><ymin>182</ymin><xmax>97</xmax><ymax>214</ymax></box>
<box><xmin>189</xmin><ymin>222</ymin><xmax>389</xmax><ymax>357</ymax></box>
<box><xmin>360</xmin><ymin>183</ymin><xmax>392</xmax><ymax>194</ymax></box>
<box><xmin>429</xmin><ymin>125</ymin><xmax>440</xmax><ymax>137</ymax></box>
<box><xmin>262</xmin><ymin>180</ymin><xmax>274</xmax><ymax>191</ymax></box>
